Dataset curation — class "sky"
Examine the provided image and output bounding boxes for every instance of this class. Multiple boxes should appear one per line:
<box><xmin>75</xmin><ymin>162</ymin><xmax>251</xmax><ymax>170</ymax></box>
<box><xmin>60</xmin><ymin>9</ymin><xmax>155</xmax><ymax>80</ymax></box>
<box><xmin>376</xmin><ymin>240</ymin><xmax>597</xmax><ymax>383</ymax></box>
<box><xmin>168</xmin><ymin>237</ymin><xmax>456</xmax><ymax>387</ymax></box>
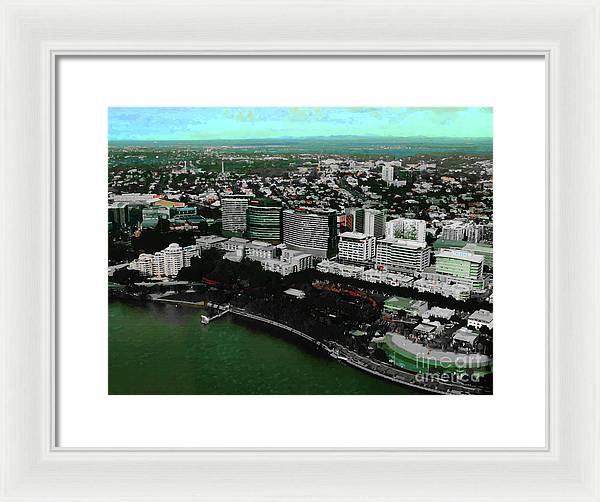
<box><xmin>108</xmin><ymin>107</ymin><xmax>493</xmax><ymax>141</ymax></box>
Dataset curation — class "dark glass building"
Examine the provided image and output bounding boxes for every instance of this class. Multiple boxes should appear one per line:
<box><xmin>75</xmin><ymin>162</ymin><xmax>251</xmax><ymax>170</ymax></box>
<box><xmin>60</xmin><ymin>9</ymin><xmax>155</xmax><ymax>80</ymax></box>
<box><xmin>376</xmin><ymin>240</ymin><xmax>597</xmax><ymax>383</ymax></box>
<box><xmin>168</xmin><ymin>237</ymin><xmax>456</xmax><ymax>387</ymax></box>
<box><xmin>245</xmin><ymin>198</ymin><xmax>283</xmax><ymax>242</ymax></box>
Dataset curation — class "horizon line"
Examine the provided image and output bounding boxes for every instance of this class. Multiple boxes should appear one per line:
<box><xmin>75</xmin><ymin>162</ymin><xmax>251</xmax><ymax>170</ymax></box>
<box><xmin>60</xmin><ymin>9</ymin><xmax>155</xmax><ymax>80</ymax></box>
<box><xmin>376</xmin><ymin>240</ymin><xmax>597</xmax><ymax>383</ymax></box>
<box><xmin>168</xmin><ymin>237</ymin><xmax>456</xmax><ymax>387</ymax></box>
<box><xmin>109</xmin><ymin>135</ymin><xmax>493</xmax><ymax>142</ymax></box>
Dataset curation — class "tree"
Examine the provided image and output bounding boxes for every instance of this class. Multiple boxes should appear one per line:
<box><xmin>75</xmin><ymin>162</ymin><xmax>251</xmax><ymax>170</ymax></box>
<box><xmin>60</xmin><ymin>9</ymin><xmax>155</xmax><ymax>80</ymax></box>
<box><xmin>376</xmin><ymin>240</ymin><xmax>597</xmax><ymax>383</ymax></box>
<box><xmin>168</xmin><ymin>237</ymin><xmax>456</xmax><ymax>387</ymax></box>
<box><xmin>111</xmin><ymin>268</ymin><xmax>142</xmax><ymax>286</ymax></box>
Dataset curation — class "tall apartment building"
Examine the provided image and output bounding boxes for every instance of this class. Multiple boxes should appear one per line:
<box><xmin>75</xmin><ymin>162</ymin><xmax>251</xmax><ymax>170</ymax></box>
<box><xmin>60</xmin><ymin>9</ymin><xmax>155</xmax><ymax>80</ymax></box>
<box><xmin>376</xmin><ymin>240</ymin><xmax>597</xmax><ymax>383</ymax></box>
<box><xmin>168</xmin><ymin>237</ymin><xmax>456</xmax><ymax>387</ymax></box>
<box><xmin>220</xmin><ymin>194</ymin><xmax>250</xmax><ymax>234</ymax></box>
<box><xmin>282</xmin><ymin>208</ymin><xmax>338</xmax><ymax>258</ymax></box>
<box><xmin>435</xmin><ymin>249</ymin><xmax>484</xmax><ymax>282</ymax></box>
<box><xmin>381</xmin><ymin>164</ymin><xmax>394</xmax><ymax>184</ymax></box>
<box><xmin>133</xmin><ymin>253</ymin><xmax>154</xmax><ymax>276</ymax></box>
<box><xmin>246</xmin><ymin>198</ymin><xmax>282</xmax><ymax>242</ymax></box>
<box><xmin>375</xmin><ymin>238</ymin><xmax>431</xmax><ymax>272</ymax></box>
<box><xmin>440</xmin><ymin>221</ymin><xmax>467</xmax><ymax>241</ymax></box>
<box><xmin>162</xmin><ymin>243</ymin><xmax>185</xmax><ymax>276</ymax></box>
<box><xmin>385</xmin><ymin>218</ymin><xmax>426</xmax><ymax>242</ymax></box>
<box><xmin>466</xmin><ymin>223</ymin><xmax>485</xmax><ymax>243</ymax></box>
<box><xmin>338</xmin><ymin>232</ymin><xmax>376</xmax><ymax>264</ymax></box>
<box><xmin>130</xmin><ymin>243</ymin><xmax>199</xmax><ymax>278</ymax></box>
<box><xmin>362</xmin><ymin>209</ymin><xmax>386</xmax><ymax>238</ymax></box>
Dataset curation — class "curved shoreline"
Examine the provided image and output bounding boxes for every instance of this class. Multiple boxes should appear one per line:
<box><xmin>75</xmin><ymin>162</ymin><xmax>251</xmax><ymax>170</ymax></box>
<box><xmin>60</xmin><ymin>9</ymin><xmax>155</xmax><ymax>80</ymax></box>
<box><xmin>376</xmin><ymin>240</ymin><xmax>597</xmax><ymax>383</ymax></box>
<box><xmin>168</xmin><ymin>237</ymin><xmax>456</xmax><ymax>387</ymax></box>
<box><xmin>150</xmin><ymin>296</ymin><xmax>486</xmax><ymax>395</ymax></box>
<box><xmin>228</xmin><ymin>308</ymin><xmax>444</xmax><ymax>394</ymax></box>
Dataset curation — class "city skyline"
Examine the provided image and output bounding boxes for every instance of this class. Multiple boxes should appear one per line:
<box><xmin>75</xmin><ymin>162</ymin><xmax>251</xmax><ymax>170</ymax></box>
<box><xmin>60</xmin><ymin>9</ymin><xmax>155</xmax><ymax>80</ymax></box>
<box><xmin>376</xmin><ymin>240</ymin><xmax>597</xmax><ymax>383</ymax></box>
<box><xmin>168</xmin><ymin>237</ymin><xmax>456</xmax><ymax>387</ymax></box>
<box><xmin>108</xmin><ymin>107</ymin><xmax>493</xmax><ymax>141</ymax></box>
<box><xmin>108</xmin><ymin>108</ymin><xmax>493</xmax><ymax>396</ymax></box>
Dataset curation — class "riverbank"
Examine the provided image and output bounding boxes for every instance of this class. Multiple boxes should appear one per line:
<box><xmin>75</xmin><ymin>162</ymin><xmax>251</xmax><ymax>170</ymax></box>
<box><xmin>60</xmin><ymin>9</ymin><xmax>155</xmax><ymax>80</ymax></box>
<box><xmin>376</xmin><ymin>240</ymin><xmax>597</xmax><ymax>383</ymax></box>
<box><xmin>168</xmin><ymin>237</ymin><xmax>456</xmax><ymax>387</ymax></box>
<box><xmin>151</xmin><ymin>296</ymin><xmax>484</xmax><ymax>394</ymax></box>
<box><xmin>109</xmin><ymin>299</ymin><xmax>422</xmax><ymax>395</ymax></box>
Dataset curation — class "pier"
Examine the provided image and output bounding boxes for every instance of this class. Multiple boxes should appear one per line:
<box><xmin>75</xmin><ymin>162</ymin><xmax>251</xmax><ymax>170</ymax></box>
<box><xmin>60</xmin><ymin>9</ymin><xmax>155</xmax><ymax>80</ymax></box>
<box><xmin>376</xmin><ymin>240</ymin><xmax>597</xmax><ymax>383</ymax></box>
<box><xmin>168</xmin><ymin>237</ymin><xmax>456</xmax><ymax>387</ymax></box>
<box><xmin>201</xmin><ymin>303</ymin><xmax>231</xmax><ymax>324</ymax></box>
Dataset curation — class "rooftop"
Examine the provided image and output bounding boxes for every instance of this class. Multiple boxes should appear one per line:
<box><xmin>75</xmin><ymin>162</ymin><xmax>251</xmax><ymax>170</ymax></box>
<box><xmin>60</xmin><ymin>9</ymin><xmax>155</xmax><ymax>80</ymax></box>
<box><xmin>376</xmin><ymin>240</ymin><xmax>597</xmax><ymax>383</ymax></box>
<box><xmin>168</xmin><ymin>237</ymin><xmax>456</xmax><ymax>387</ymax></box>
<box><xmin>424</xmin><ymin>307</ymin><xmax>455</xmax><ymax>319</ymax></box>
<box><xmin>378</xmin><ymin>238</ymin><xmax>427</xmax><ymax>249</ymax></box>
<box><xmin>469</xmin><ymin>309</ymin><xmax>493</xmax><ymax>323</ymax></box>
<box><xmin>248</xmin><ymin>198</ymin><xmax>281</xmax><ymax>207</ymax></box>
<box><xmin>384</xmin><ymin>296</ymin><xmax>414</xmax><ymax>311</ymax></box>
<box><xmin>151</xmin><ymin>199</ymin><xmax>185</xmax><ymax>208</ymax></box>
<box><xmin>433</xmin><ymin>239</ymin><xmax>467</xmax><ymax>250</ymax></box>
<box><xmin>453</xmin><ymin>327</ymin><xmax>479</xmax><ymax>344</ymax></box>
<box><xmin>248</xmin><ymin>240</ymin><xmax>272</xmax><ymax>248</ymax></box>
<box><xmin>414</xmin><ymin>323</ymin><xmax>437</xmax><ymax>334</ymax></box>
<box><xmin>108</xmin><ymin>201</ymin><xmax>129</xmax><ymax>209</ymax></box>
<box><xmin>196</xmin><ymin>235</ymin><xmax>227</xmax><ymax>243</ymax></box>
<box><xmin>340</xmin><ymin>231</ymin><xmax>370</xmax><ymax>240</ymax></box>
<box><xmin>463</xmin><ymin>242</ymin><xmax>493</xmax><ymax>253</ymax></box>
<box><xmin>283</xmin><ymin>207</ymin><xmax>336</xmax><ymax>215</ymax></box>
<box><xmin>435</xmin><ymin>249</ymin><xmax>484</xmax><ymax>264</ymax></box>
<box><xmin>284</xmin><ymin>288</ymin><xmax>306</xmax><ymax>299</ymax></box>
<box><xmin>387</xmin><ymin>333</ymin><xmax>489</xmax><ymax>365</ymax></box>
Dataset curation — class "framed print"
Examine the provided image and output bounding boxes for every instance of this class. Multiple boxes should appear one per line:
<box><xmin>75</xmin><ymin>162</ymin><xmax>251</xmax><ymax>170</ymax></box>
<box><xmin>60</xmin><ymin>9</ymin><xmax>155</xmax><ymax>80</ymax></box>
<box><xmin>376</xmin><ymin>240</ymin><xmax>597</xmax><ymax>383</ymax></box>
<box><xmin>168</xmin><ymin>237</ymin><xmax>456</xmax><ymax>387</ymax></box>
<box><xmin>1</xmin><ymin>0</ymin><xmax>599</xmax><ymax>501</ymax></box>
<box><xmin>55</xmin><ymin>56</ymin><xmax>545</xmax><ymax>449</ymax></box>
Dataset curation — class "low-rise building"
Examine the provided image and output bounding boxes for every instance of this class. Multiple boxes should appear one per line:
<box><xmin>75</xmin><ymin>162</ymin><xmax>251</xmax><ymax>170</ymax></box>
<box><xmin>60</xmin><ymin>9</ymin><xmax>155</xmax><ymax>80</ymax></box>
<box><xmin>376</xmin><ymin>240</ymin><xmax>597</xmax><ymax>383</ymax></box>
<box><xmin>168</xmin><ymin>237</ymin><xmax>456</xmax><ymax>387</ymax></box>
<box><xmin>195</xmin><ymin>235</ymin><xmax>228</xmax><ymax>250</ymax></box>
<box><xmin>413</xmin><ymin>277</ymin><xmax>472</xmax><ymax>301</ymax></box>
<box><xmin>383</xmin><ymin>297</ymin><xmax>428</xmax><ymax>317</ymax></box>
<box><xmin>221</xmin><ymin>237</ymin><xmax>250</xmax><ymax>253</ymax></box>
<box><xmin>435</xmin><ymin>249</ymin><xmax>484</xmax><ymax>290</ymax></box>
<box><xmin>467</xmin><ymin>309</ymin><xmax>493</xmax><ymax>330</ymax></box>
<box><xmin>375</xmin><ymin>238</ymin><xmax>431</xmax><ymax>272</ymax></box>
<box><xmin>262</xmin><ymin>259</ymin><xmax>296</xmax><ymax>276</ymax></box>
<box><xmin>244</xmin><ymin>240</ymin><xmax>278</xmax><ymax>260</ymax></box>
<box><xmin>261</xmin><ymin>248</ymin><xmax>313</xmax><ymax>276</ymax></box>
<box><xmin>316</xmin><ymin>260</ymin><xmax>364</xmax><ymax>279</ymax></box>
<box><xmin>413</xmin><ymin>320</ymin><xmax>443</xmax><ymax>338</ymax></box>
<box><xmin>283</xmin><ymin>288</ymin><xmax>306</xmax><ymax>299</ymax></box>
<box><xmin>423</xmin><ymin>307</ymin><xmax>456</xmax><ymax>321</ymax></box>
<box><xmin>452</xmin><ymin>327</ymin><xmax>480</xmax><ymax>352</ymax></box>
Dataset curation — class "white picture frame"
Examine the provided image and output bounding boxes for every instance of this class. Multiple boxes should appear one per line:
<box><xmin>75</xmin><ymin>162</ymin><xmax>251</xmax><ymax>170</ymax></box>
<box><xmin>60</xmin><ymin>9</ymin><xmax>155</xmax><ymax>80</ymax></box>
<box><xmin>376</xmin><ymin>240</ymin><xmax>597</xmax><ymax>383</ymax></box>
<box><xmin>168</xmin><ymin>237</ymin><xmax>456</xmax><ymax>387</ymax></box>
<box><xmin>1</xmin><ymin>0</ymin><xmax>598</xmax><ymax>500</ymax></box>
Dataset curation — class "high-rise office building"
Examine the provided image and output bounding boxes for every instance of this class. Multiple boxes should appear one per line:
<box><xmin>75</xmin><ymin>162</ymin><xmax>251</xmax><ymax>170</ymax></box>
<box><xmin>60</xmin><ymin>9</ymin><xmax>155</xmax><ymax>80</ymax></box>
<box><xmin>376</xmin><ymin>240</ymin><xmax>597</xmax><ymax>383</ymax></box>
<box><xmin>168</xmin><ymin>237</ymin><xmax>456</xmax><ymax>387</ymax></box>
<box><xmin>245</xmin><ymin>198</ymin><xmax>282</xmax><ymax>242</ymax></box>
<box><xmin>375</xmin><ymin>238</ymin><xmax>431</xmax><ymax>272</ymax></box>
<box><xmin>350</xmin><ymin>208</ymin><xmax>365</xmax><ymax>233</ymax></box>
<box><xmin>363</xmin><ymin>209</ymin><xmax>386</xmax><ymax>238</ymax></box>
<box><xmin>385</xmin><ymin>218</ymin><xmax>426</xmax><ymax>242</ymax></box>
<box><xmin>282</xmin><ymin>208</ymin><xmax>338</xmax><ymax>258</ymax></box>
<box><xmin>108</xmin><ymin>202</ymin><xmax>130</xmax><ymax>229</ymax></box>
<box><xmin>338</xmin><ymin>232</ymin><xmax>376</xmax><ymax>264</ymax></box>
<box><xmin>220</xmin><ymin>194</ymin><xmax>250</xmax><ymax>234</ymax></box>
<box><xmin>381</xmin><ymin>164</ymin><xmax>394</xmax><ymax>184</ymax></box>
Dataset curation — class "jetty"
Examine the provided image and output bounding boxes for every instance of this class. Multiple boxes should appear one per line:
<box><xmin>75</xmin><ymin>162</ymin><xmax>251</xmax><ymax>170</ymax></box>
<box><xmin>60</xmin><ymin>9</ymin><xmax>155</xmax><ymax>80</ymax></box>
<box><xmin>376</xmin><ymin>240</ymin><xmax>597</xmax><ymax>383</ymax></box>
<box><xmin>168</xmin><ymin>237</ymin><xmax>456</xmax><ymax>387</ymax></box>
<box><xmin>201</xmin><ymin>303</ymin><xmax>231</xmax><ymax>324</ymax></box>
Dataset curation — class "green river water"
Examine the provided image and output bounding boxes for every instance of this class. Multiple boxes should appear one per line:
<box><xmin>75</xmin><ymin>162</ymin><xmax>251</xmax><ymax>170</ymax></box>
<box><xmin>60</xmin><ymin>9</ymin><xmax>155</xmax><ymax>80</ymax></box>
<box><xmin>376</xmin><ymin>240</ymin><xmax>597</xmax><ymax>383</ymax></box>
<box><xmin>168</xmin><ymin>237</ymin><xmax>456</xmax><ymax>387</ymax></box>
<box><xmin>108</xmin><ymin>300</ymin><xmax>424</xmax><ymax>395</ymax></box>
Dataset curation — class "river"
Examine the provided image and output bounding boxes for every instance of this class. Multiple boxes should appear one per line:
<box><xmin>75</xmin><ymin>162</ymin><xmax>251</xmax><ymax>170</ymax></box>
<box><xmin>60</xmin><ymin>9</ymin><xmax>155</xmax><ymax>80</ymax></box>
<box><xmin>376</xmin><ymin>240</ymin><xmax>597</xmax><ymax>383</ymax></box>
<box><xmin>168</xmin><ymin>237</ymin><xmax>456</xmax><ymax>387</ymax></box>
<box><xmin>109</xmin><ymin>300</ymin><xmax>424</xmax><ymax>395</ymax></box>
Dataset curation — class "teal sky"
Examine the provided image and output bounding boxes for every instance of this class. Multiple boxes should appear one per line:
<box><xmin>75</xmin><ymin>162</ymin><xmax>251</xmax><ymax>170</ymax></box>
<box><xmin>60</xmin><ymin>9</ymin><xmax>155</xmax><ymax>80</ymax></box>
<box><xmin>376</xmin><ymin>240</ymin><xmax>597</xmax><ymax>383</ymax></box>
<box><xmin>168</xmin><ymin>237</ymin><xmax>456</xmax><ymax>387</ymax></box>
<box><xmin>108</xmin><ymin>107</ymin><xmax>492</xmax><ymax>141</ymax></box>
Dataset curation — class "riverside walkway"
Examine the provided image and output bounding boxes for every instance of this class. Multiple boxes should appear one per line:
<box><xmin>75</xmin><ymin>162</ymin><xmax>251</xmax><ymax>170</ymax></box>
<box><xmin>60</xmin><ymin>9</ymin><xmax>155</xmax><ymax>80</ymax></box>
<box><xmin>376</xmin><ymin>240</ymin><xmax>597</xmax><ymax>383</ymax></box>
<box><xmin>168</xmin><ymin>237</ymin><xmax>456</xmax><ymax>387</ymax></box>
<box><xmin>229</xmin><ymin>308</ymin><xmax>322</xmax><ymax>347</ymax></box>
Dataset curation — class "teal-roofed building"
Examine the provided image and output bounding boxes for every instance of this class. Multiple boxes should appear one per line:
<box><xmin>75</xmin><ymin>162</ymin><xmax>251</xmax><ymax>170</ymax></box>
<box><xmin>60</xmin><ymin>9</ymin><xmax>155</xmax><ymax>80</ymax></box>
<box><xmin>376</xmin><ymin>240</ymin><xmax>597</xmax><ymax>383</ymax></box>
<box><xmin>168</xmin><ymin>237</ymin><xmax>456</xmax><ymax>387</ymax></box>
<box><xmin>434</xmin><ymin>239</ymin><xmax>493</xmax><ymax>269</ymax></box>
<box><xmin>383</xmin><ymin>296</ymin><xmax>428</xmax><ymax>317</ymax></box>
